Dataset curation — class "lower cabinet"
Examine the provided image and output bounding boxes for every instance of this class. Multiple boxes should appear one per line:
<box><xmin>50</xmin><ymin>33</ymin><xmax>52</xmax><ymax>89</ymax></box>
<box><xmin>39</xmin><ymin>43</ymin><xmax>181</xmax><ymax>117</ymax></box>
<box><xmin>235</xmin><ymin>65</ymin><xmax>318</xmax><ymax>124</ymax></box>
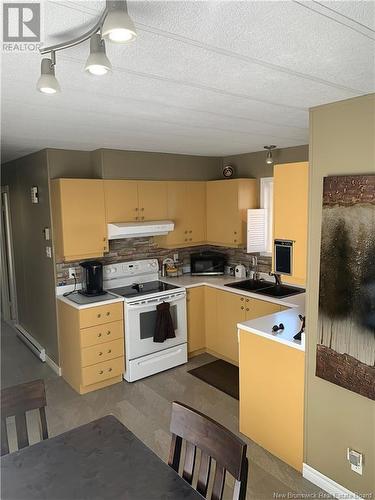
<box><xmin>239</xmin><ymin>329</ymin><xmax>304</xmax><ymax>471</ymax></box>
<box><xmin>186</xmin><ymin>287</ymin><xmax>205</xmax><ymax>354</ymax></box>
<box><xmin>58</xmin><ymin>300</ymin><xmax>125</xmax><ymax>394</ymax></box>
<box><xmin>187</xmin><ymin>287</ymin><xmax>286</xmax><ymax>365</ymax></box>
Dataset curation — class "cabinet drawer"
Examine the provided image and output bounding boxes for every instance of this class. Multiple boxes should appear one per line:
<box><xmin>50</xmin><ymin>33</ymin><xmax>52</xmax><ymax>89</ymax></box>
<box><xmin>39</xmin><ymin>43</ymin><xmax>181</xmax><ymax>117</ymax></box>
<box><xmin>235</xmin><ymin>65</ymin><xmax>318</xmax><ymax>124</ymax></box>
<box><xmin>81</xmin><ymin>357</ymin><xmax>124</xmax><ymax>386</ymax></box>
<box><xmin>79</xmin><ymin>302</ymin><xmax>123</xmax><ymax>329</ymax></box>
<box><xmin>81</xmin><ymin>339</ymin><xmax>124</xmax><ymax>367</ymax></box>
<box><xmin>80</xmin><ymin>320</ymin><xmax>123</xmax><ymax>348</ymax></box>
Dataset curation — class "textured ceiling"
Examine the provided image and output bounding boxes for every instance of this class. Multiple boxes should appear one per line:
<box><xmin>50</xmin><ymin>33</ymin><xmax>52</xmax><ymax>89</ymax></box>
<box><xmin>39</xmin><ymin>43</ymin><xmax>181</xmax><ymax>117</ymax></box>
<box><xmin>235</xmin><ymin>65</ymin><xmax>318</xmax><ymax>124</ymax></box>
<box><xmin>1</xmin><ymin>0</ymin><xmax>374</xmax><ymax>163</ymax></box>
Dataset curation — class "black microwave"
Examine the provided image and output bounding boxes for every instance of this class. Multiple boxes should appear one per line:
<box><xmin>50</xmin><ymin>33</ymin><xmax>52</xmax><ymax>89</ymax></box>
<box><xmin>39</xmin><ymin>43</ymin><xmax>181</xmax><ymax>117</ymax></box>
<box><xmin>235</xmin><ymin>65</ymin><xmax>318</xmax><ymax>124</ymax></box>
<box><xmin>190</xmin><ymin>251</ymin><xmax>226</xmax><ymax>276</ymax></box>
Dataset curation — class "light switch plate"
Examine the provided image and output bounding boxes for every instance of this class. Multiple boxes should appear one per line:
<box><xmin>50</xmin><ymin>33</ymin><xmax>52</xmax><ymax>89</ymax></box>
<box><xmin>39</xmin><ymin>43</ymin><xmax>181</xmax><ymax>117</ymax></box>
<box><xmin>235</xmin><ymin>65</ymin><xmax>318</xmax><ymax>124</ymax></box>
<box><xmin>46</xmin><ymin>247</ymin><xmax>52</xmax><ymax>258</ymax></box>
<box><xmin>347</xmin><ymin>448</ymin><xmax>363</xmax><ymax>475</ymax></box>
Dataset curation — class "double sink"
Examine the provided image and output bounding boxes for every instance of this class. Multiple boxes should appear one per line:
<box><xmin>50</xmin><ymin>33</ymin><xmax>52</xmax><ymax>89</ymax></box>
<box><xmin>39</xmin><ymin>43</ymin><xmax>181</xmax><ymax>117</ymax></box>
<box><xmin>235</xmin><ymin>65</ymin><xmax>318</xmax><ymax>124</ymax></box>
<box><xmin>225</xmin><ymin>279</ymin><xmax>305</xmax><ymax>298</ymax></box>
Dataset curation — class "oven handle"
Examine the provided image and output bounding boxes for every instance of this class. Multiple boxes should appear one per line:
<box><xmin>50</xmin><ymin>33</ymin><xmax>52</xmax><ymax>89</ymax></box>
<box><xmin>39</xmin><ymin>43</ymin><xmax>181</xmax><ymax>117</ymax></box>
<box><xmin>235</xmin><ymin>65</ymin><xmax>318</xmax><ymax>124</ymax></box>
<box><xmin>126</xmin><ymin>292</ymin><xmax>186</xmax><ymax>309</ymax></box>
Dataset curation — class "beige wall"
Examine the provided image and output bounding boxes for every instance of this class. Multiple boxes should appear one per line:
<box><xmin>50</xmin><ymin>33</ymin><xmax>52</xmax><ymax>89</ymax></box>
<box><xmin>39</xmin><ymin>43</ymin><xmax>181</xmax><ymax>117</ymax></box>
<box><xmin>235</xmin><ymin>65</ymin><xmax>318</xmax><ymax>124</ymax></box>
<box><xmin>305</xmin><ymin>94</ymin><xmax>375</xmax><ymax>494</ymax></box>
<box><xmin>47</xmin><ymin>149</ymin><xmax>101</xmax><ymax>179</ymax></box>
<box><xmin>222</xmin><ymin>145</ymin><xmax>308</xmax><ymax>181</ymax></box>
<box><xmin>1</xmin><ymin>151</ymin><xmax>59</xmax><ymax>362</ymax></box>
<box><xmin>96</xmin><ymin>148</ymin><xmax>222</xmax><ymax>180</ymax></box>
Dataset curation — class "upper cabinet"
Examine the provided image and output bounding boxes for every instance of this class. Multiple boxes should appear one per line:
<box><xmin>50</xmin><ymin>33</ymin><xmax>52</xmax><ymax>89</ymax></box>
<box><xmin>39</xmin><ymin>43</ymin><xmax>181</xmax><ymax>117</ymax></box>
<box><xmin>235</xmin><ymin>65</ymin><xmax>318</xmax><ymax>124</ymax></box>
<box><xmin>155</xmin><ymin>181</ymin><xmax>206</xmax><ymax>247</ymax></box>
<box><xmin>206</xmin><ymin>179</ymin><xmax>258</xmax><ymax>246</ymax></box>
<box><xmin>50</xmin><ymin>179</ymin><xmax>107</xmax><ymax>262</ymax></box>
<box><xmin>104</xmin><ymin>180</ymin><xmax>168</xmax><ymax>223</ymax></box>
<box><xmin>273</xmin><ymin>162</ymin><xmax>309</xmax><ymax>286</ymax></box>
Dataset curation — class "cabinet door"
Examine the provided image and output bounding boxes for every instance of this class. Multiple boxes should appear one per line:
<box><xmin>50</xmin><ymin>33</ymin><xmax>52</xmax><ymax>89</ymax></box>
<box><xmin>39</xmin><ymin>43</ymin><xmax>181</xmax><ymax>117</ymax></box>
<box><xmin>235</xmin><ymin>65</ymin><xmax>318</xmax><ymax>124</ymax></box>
<box><xmin>215</xmin><ymin>290</ymin><xmax>246</xmax><ymax>364</ymax></box>
<box><xmin>163</xmin><ymin>182</ymin><xmax>188</xmax><ymax>246</ymax></box>
<box><xmin>138</xmin><ymin>181</ymin><xmax>168</xmax><ymax>221</ymax></box>
<box><xmin>273</xmin><ymin>162</ymin><xmax>308</xmax><ymax>285</ymax></box>
<box><xmin>204</xmin><ymin>286</ymin><xmax>218</xmax><ymax>352</ymax></box>
<box><xmin>206</xmin><ymin>181</ymin><xmax>240</xmax><ymax>245</ymax></box>
<box><xmin>52</xmin><ymin>179</ymin><xmax>107</xmax><ymax>261</ymax></box>
<box><xmin>187</xmin><ymin>182</ymin><xmax>206</xmax><ymax>244</ymax></box>
<box><xmin>104</xmin><ymin>180</ymin><xmax>139</xmax><ymax>222</ymax></box>
<box><xmin>245</xmin><ymin>297</ymin><xmax>282</xmax><ymax>321</ymax></box>
<box><xmin>187</xmin><ymin>287</ymin><xmax>205</xmax><ymax>353</ymax></box>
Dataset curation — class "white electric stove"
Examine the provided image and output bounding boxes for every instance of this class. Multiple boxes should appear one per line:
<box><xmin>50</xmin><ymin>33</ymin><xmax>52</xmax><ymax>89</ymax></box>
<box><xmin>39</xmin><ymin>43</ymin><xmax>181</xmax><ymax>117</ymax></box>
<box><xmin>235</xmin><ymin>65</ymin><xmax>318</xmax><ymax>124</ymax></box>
<box><xmin>103</xmin><ymin>259</ymin><xmax>187</xmax><ymax>382</ymax></box>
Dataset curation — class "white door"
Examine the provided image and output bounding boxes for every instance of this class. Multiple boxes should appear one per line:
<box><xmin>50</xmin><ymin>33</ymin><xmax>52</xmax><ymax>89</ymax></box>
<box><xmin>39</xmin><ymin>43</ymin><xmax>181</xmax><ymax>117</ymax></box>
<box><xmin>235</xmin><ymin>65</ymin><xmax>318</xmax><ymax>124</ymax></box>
<box><xmin>125</xmin><ymin>293</ymin><xmax>187</xmax><ymax>360</ymax></box>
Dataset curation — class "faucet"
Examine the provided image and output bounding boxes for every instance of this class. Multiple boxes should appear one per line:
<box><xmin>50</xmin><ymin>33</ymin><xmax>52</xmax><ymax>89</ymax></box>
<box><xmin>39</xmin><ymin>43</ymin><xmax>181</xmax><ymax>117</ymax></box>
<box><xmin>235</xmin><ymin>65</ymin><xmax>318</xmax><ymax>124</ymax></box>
<box><xmin>251</xmin><ymin>256</ymin><xmax>260</xmax><ymax>281</ymax></box>
<box><xmin>269</xmin><ymin>272</ymin><xmax>282</xmax><ymax>286</ymax></box>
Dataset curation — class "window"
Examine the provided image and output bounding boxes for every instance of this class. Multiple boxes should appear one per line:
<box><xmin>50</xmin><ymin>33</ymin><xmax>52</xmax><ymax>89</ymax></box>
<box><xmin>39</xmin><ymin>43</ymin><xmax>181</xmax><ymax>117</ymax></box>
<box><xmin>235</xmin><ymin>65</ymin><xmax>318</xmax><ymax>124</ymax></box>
<box><xmin>260</xmin><ymin>177</ymin><xmax>274</xmax><ymax>255</ymax></box>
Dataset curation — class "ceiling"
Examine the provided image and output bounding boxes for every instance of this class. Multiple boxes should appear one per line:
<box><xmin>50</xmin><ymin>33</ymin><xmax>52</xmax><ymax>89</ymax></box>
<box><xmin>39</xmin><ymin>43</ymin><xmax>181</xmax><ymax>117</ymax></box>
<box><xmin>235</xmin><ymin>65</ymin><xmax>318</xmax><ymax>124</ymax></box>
<box><xmin>2</xmin><ymin>0</ymin><xmax>374</xmax><ymax>163</ymax></box>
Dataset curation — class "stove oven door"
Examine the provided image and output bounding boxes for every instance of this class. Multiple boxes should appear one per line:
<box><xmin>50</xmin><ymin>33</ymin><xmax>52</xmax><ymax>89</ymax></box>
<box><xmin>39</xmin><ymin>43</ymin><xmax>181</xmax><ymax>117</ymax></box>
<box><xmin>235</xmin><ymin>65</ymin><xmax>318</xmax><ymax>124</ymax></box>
<box><xmin>125</xmin><ymin>292</ymin><xmax>187</xmax><ymax>360</ymax></box>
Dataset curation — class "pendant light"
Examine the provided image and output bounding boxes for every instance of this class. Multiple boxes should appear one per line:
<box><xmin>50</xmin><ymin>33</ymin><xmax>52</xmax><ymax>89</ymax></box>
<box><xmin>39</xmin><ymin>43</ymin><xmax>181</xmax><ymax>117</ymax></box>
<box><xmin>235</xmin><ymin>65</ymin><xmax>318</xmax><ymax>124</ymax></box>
<box><xmin>36</xmin><ymin>55</ymin><xmax>61</xmax><ymax>94</ymax></box>
<box><xmin>264</xmin><ymin>145</ymin><xmax>277</xmax><ymax>165</ymax></box>
<box><xmin>102</xmin><ymin>0</ymin><xmax>137</xmax><ymax>43</ymax></box>
<box><xmin>85</xmin><ymin>33</ymin><xmax>112</xmax><ymax>76</ymax></box>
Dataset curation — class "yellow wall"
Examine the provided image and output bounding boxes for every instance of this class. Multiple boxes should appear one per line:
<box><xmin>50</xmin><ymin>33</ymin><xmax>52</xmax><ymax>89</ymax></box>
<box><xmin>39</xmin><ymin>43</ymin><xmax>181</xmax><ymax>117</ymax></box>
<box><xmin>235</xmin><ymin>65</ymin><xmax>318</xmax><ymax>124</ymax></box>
<box><xmin>305</xmin><ymin>94</ymin><xmax>375</xmax><ymax>494</ymax></box>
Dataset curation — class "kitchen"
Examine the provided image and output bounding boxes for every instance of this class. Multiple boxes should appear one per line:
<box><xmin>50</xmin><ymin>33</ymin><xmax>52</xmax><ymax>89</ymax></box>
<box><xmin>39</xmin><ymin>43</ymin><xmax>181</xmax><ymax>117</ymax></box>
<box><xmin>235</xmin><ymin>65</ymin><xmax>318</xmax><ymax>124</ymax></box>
<box><xmin>1</xmin><ymin>1</ymin><xmax>374</xmax><ymax>499</ymax></box>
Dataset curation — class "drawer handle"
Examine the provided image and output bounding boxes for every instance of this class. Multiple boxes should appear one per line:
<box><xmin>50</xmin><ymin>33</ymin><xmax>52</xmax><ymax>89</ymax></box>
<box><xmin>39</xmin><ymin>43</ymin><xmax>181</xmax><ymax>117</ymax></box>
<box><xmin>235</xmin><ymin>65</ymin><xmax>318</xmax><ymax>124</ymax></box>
<box><xmin>246</xmin><ymin>308</ymin><xmax>249</xmax><ymax>311</ymax></box>
<box><xmin>189</xmin><ymin>230</ymin><xmax>192</xmax><ymax>234</ymax></box>
<box><xmin>106</xmin><ymin>312</ymin><xmax>111</xmax><ymax>316</ymax></box>
<box><xmin>98</xmin><ymin>333</ymin><xmax>102</xmax><ymax>338</ymax></box>
<box><xmin>108</xmin><ymin>349</ymin><xmax>112</xmax><ymax>354</ymax></box>
<box><xmin>99</xmin><ymin>352</ymin><xmax>103</xmax><ymax>356</ymax></box>
<box><xmin>99</xmin><ymin>370</ymin><xmax>104</xmax><ymax>375</ymax></box>
<box><xmin>241</xmin><ymin>306</ymin><xmax>244</xmax><ymax>310</ymax></box>
<box><xmin>185</xmin><ymin>230</ymin><xmax>188</xmax><ymax>234</ymax></box>
<box><xmin>234</xmin><ymin>239</ymin><xmax>237</xmax><ymax>243</ymax></box>
<box><xmin>97</xmin><ymin>314</ymin><xmax>101</xmax><ymax>318</ymax></box>
<box><xmin>108</xmin><ymin>368</ymin><xmax>112</xmax><ymax>372</ymax></box>
<box><xmin>106</xmin><ymin>330</ymin><xmax>111</xmax><ymax>335</ymax></box>
<box><xmin>246</xmin><ymin>299</ymin><xmax>249</xmax><ymax>302</ymax></box>
<box><xmin>240</xmin><ymin>298</ymin><xmax>244</xmax><ymax>302</ymax></box>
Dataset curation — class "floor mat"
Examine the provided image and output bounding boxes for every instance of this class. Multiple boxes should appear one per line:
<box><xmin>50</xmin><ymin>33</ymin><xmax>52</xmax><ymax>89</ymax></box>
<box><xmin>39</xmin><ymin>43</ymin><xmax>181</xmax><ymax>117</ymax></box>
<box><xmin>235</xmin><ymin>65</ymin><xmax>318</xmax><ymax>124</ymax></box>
<box><xmin>188</xmin><ymin>359</ymin><xmax>239</xmax><ymax>400</ymax></box>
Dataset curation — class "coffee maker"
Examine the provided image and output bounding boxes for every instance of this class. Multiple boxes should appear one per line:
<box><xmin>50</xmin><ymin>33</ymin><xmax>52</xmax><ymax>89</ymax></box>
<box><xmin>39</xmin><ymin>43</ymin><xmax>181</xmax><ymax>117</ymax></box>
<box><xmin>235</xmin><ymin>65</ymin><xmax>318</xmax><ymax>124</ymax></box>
<box><xmin>79</xmin><ymin>261</ymin><xmax>105</xmax><ymax>296</ymax></box>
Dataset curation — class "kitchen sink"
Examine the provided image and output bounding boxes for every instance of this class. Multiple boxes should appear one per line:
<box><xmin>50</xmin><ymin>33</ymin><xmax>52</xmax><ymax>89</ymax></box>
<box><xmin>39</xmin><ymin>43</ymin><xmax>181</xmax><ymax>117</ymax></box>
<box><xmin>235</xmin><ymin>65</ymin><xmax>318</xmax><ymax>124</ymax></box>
<box><xmin>225</xmin><ymin>279</ymin><xmax>305</xmax><ymax>298</ymax></box>
<box><xmin>225</xmin><ymin>279</ymin><xmax>274</xmax><ymax>292</ymax></box>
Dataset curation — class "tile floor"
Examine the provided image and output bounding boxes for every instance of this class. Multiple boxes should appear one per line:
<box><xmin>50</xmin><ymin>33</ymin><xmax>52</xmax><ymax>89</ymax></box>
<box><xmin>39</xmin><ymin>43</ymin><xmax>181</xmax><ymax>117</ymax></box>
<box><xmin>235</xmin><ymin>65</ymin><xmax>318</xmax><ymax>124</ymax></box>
<box><xmin>1</xmin><ymin>321</ymin><xmax>327</xmax><ymax>499</ymax></box>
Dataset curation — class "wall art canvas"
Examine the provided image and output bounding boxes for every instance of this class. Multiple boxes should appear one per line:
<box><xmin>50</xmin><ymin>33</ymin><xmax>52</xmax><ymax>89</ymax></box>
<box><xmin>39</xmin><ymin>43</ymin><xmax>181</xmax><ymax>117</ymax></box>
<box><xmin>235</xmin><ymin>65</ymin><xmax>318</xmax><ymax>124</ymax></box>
<box><xmin>316</xmin><ymin>174</ymin><xmax>375</xmax><ymax>400</ymax></box>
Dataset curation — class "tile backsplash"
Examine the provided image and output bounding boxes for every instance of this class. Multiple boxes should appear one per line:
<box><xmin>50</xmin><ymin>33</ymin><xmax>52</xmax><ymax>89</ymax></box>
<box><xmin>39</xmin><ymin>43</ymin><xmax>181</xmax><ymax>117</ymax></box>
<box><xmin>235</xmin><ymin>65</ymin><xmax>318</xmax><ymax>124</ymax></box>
<box><xmin>56</xmin><ymin>238</ymin><xmax>272</xmax><ymax>286</ymax></box>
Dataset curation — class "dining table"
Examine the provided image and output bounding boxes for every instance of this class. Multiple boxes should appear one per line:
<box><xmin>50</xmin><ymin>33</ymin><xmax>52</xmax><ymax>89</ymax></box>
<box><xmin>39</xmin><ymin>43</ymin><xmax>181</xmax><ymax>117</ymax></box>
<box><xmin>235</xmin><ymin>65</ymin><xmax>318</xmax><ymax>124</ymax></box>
<box><xmin>1</xmin><ymin>414</ymin><xmax>202</xmax><ymax>499</ymax></box>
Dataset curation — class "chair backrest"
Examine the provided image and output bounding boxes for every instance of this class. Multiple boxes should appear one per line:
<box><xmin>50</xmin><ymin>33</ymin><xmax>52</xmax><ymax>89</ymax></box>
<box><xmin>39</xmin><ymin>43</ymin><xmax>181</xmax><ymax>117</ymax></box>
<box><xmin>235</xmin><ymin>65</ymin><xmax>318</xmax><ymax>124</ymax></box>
<box><xmin>1</xmin><ymin>379</ymin><xmax>48</xmax><ymax>456</ymax></box>
<box><xmin>168</xmin><ymin>401</ymin><xmax>248</xmax><ymax>500</ymax></box>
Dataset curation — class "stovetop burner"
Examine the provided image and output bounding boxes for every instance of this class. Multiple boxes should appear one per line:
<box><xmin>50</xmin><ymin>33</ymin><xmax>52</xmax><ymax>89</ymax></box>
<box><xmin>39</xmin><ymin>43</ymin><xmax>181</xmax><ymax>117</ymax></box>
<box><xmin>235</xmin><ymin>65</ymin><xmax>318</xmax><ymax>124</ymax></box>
<box><xmin>108</xmin><ymin>280</ymin><xmax>180</xmax><ymax>299</ymax></box>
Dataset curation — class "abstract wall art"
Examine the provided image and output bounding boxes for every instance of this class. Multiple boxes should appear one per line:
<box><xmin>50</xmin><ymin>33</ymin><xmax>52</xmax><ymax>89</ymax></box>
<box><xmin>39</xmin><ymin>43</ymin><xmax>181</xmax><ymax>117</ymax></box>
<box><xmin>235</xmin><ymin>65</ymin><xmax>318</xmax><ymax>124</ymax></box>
<box><xmin>316</xmin><ymin>174</ymin><xmax>375</xmax><ymax>400</ymax></box>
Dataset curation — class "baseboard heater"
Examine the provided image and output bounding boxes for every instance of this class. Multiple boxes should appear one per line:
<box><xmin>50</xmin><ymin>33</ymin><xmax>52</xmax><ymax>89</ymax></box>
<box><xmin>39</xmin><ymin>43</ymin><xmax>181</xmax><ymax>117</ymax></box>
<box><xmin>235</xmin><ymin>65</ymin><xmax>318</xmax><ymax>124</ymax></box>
<box><xmin>15</xmin><ymin>324</ymin><xmax>46</xmax><ymax>362</ymax></box>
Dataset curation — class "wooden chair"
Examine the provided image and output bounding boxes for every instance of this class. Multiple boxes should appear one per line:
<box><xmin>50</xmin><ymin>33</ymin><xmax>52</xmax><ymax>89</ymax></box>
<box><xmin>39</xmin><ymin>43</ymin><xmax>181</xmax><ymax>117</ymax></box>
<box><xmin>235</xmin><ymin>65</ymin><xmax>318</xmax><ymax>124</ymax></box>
<box><xmin>1</xmin><ymin>379</ymin><xmax>48</xmax><ymax>456</ymax></box>
<box><xmin>168</xmin><ymin>401</ymin><xmax>248</xmax><ymax>500</ymax></box>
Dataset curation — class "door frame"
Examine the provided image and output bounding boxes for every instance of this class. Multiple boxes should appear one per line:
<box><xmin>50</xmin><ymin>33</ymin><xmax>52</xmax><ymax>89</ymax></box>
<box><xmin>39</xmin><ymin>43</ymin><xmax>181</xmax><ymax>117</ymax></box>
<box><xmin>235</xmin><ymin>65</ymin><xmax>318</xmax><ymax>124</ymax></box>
<box><xmin>1</xmin><ymin>186</ymin><xmax>18</xmax><ymax>324</ymax></box>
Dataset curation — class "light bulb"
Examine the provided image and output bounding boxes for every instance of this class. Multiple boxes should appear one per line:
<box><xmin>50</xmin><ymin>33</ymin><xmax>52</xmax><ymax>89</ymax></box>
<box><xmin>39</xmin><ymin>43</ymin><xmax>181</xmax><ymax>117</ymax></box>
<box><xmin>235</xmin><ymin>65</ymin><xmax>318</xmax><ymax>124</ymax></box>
<box><xmin>85</xmin><ymin>33</ymin><xmax>112</xmax><ymax>76</ymax></box>
<box><xmin>37</xmin><ymin>58</ymin><xmax>61</xmax><ymax>94</ymax></box>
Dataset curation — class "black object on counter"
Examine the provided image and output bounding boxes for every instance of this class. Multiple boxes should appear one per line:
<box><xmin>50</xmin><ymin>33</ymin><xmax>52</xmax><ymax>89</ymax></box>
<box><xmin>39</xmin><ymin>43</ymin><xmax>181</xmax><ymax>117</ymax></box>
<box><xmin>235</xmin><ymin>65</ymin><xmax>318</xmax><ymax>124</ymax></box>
<box><xmin>294</xmin><ymin>315</ymin><xmax>306</xmax><ymax>341</ymax></box>
<box><xmin>79</xmin><ymin>260</ymin><xmax>106</xmax><ymax>296</ymax></box>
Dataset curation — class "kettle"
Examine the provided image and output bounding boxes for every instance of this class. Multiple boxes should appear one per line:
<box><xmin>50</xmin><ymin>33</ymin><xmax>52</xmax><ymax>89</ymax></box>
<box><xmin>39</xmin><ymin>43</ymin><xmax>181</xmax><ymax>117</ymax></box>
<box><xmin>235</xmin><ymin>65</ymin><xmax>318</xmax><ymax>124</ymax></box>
<box><xmin>235</xmin><ymin>264</ymin><xmax>246</xmax><ymax>279</ymax></box>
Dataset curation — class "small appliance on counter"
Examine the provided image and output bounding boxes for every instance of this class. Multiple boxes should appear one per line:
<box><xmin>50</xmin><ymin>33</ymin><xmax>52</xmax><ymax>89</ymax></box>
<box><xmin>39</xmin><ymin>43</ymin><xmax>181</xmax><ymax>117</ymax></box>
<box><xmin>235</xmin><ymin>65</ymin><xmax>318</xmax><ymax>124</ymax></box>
<box><xmin>190</xmin><ymin>251</ymin><xmax>226</xmax><ymax>276</ymax></box>
<box><xmin>79</xmin><ymin>260</ymin><xmax>106</xmax><ymax>296</ymax></box>
<box><xmin>235</xmin><ymin>264</ymin><xmax>247</xmax><ymax>279</ymax></box>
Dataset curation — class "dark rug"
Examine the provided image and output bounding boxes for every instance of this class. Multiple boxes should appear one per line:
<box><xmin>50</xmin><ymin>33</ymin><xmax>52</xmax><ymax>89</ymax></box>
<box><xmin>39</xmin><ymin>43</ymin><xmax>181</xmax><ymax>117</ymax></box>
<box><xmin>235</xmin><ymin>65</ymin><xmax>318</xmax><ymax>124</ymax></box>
<box><xmin>188</xmin><ymin>359</ymin><xmax>239</xmax><ymax>400</ymax></box>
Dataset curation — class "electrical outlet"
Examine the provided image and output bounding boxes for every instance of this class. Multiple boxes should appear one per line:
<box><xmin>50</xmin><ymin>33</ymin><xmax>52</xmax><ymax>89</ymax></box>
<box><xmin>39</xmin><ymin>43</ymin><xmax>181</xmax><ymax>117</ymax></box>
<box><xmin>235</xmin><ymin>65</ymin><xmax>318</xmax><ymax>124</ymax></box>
<box><xmin>347</xmin><ymin>448</ymin><xmax>363</xmax><ymax>475</ymax></box>
<box><xmin>46</xmin><ymin>247</ymin><xmax>52</xmax><ymax>258</ymax></box>
<box><xmin>68</xmin><ymin>268</ymin><xmax>76</xmax><ymax>279</ymax></box>
<box><xmin>173</xmin><ymin>253</ymin><xmax>179</xmax><ymax>262</ymax></box>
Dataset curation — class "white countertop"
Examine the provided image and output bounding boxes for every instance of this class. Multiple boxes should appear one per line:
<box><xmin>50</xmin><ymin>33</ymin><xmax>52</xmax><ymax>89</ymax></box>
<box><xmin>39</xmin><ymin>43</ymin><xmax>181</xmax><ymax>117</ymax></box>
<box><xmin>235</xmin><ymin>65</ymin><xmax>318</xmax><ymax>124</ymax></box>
<box><xmin>161</xmin><ymin>274</ymin><xmax>306</xmax><ymax>351</ymax></box>
<box><xmin>56</xmin><ymin>288</ymin><xmax>124</xmax><ymax>310</ymax></box>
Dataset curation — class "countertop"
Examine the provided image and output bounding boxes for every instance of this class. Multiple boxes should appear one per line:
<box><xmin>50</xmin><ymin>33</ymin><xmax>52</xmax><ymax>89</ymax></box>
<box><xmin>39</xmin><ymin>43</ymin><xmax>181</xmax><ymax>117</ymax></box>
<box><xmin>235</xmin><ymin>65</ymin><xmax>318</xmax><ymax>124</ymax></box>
<box><xmin>56</xmin><ymin>288</ymin><xmax>124</xmax><ymax>310</ymax></box>
<box><xmin>161</xmin><ymin>274</ymin><xmax>306</xmax><ymax>352</ymax></box>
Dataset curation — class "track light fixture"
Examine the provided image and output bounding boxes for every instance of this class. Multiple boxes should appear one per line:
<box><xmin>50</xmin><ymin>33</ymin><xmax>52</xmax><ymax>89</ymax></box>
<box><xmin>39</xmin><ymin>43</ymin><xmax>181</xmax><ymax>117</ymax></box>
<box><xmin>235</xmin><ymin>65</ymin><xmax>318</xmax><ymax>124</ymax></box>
<box><xmin>102</xmin><ymin>0</ymin><xmax>137</xmax><ymax>43</ymax></box>
<box><xmin>85</xmin><ymin>34</ymin><xmax>112</xmax><ymax>76</ymax></box>
<box><xmin>264</xmin><ymin>145</ymin><xmax>277</xmax><ymax>165</ymax></box>
<box><xmin>36</xmin><ymin>53</ymin><xmax>61</xmax><ymax>94</ymax></box>
<box><xmin>37</xmin><ymin>0</ymin><xmax>136</xmax><ymax>94</ymax></box>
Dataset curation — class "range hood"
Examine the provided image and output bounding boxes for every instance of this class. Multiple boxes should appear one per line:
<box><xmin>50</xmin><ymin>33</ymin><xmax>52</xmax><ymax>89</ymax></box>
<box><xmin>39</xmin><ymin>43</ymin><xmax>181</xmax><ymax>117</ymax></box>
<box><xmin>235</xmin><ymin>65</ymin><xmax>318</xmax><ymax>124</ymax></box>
<box><xmin>107</xmin><ymin>221</ymin><xmax>174</xmax><ymax>239</ymax></box>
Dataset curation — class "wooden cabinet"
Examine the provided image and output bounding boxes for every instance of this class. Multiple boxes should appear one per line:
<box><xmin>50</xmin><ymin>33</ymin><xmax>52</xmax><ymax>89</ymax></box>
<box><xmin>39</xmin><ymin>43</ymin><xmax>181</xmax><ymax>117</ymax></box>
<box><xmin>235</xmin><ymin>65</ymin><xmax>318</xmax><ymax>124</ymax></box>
<box><xmin>273</xmin><ymin>162</ymin><xmax>309</xmax><ymax>286</ymax></box>
<box><xmin>206</xmin><ymin>289</ymin><xmax>284</xmax><ymax>365</ymax></box>
<box><xmin>156</xmin><ymin>181</ymin><xmax>206</xmax><ymax>247</ymax></box>
<box><xmin>206</xmin><ymin>179</ymin><xmax>258</xmax><ymax>247</ymax></box>
<box><xmin>58</xmin><ymin>300</ymin><xmax>125</xmax><ymax>394</ymax></box>
<box><xmin>104</xmin><ymin>180</ymin><xmax>168</xmax><ymax>223</ymax></box>
<box><xmin>239</xmin><ymin>329</ymin><xmax>304</xmax><ymax>471</ymax></box>
<box><xmin>137</xmin><ymin>181</ymin><xmax>168</xmax><ymax>221</ymax></box>
<box><xmin>186</xmin><ymin>287</ymin><xmax>205</xmax><ymax>354</ymax></box>
<box><xmin>50</xmin><ymin>179</ymin><xmax>107</xmax><ymax>262</ymax></box>
<box><xmin>104</xmin><ymin>180</ymin><xmax>139</xmax><ymax>222</ymax></box>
